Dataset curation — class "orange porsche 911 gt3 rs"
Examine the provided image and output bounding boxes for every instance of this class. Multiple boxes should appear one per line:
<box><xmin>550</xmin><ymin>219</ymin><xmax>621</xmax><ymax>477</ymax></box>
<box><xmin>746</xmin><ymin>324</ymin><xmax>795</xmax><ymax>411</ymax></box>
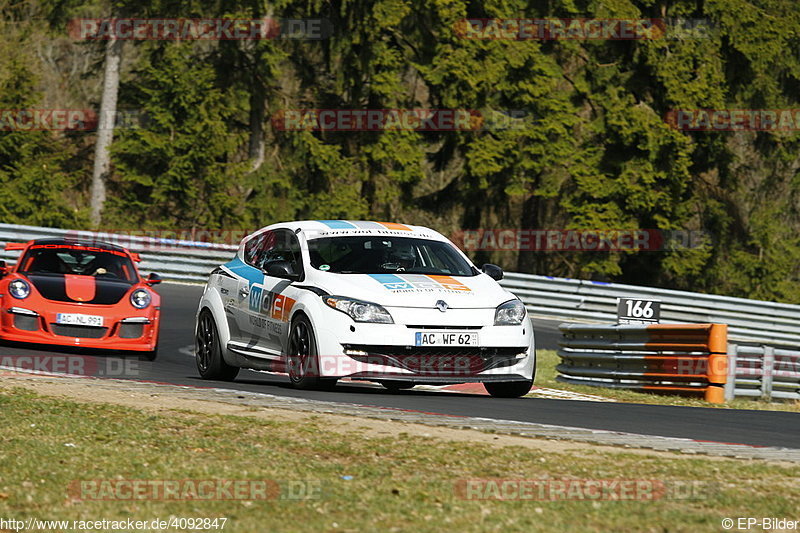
<box><xmin>0</xmin><ymin>239</ymin><xmax>161</xmax><ymax>359</ymax></box>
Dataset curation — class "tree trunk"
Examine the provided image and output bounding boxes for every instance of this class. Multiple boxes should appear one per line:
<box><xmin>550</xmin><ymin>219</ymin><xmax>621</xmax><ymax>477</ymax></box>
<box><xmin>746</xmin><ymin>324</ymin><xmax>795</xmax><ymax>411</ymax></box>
<box><xmin>90</xmin><ymin>37</ymin><xmax>123</xmax><ymax>228</ymax></box>
<box><xmin>248</xmin><ymin>77</ymin><xmax>266</xmax><ymax>172</ymax></box>
<box><xmin>516</xmin><ymin>192</ymin><xmax>543</xmax><ymax>275</ymax></box>
<box><xmin>247</xmin><ymin>6</ymin><xmax>272</xmax><ymax>174</ymax></box>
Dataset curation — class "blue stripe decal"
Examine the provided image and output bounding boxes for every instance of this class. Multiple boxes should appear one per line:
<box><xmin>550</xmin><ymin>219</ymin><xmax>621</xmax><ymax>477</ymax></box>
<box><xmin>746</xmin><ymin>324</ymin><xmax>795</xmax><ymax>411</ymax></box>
<box><xmin>368</xmin><ymin>273</ymin><xmax>414</xmax><ymax>290</ymax></box>
<box><xmin>317</xmin><ymin>220</ymin><xmax>358</xmax><ymax>229</ymax></box>
<box><xmin>224</xmin><ymin>256</ymin><xmax>263</xmax><ymax>286</ymax></box>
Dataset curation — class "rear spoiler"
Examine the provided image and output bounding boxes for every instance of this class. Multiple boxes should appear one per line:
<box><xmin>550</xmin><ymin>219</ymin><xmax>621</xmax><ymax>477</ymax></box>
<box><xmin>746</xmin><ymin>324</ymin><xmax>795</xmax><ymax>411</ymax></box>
<box><xmin>3</xmin><ymin>241</ymin><xmax>140</xmax><ymax>260</ymax></box>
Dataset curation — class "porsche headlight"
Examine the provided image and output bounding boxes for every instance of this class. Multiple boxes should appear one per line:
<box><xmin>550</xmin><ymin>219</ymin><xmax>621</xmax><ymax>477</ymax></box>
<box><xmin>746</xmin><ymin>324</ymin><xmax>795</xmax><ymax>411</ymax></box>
<box><xmin>8</xmin><ymin>279</ymin><xmax>30</xmax><ymax>299</ymax></box>
<box><xmin>130</xmin><ymin>289</ymin><xmax>151</xmax><ymax>309</ymax></box>
<box><xmin>322</xmin><ymin>296</ymin><xmax>394</xmax><ymax>324</ymax></box>
<box><xmin>494</xmin><ymin>299</ymin><xmax>526</xmax><ymax>325</ymax></box>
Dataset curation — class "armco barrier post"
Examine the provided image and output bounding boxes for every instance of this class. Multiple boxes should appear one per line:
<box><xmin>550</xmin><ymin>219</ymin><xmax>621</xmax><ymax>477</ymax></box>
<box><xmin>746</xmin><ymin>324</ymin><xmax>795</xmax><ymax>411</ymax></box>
<box><xmin>706</xmin><ymin>323</ymin><xmax>728</xmax><ymax>403</ymax></box>
<box><xmin>761</xmin><ymin>346</ymin><xmax>775</xmax><ymax>401</ymax></box>
<box><xmin>724</xmin><ymin>343</ymin><xmax>737</xmax><ymax>402</ymax></box>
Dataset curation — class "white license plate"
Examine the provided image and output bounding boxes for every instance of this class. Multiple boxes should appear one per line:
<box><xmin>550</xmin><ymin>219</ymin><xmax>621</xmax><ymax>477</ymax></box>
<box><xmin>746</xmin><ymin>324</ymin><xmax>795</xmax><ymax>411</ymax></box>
<box><xmin>56</xmin><ymin>313</ymin><xmax>104</xmax><ymax>327</ymax></box>
<box><xmin>414</xmin><ymin>331</ymin><xmax>478</xmax><ymax>347</ymax></box>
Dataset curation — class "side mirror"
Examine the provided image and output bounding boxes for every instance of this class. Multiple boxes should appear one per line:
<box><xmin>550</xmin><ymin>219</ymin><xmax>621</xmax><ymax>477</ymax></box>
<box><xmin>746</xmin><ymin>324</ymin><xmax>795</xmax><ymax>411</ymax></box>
<box><xmin>146</xmin><ymin>272</ymin><xmax>162</xmax><ymax>285</ymax></box>
<box><xmin>266</xmin><ymin>261</ymin><xmax>299</xmax><ymax>281</ymax></box>
<box><xmin>482</xmin><ymin>263</ymin><xmax>504</xmax><ymax>281</ymax></box>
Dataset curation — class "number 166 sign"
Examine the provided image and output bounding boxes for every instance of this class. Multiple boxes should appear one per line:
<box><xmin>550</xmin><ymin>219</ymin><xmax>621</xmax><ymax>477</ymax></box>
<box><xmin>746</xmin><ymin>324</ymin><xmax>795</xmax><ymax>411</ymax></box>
<box><xmin>617</xmin><ymin>298</ymin><xmax>660</xmax><ymax>324</ymax></box>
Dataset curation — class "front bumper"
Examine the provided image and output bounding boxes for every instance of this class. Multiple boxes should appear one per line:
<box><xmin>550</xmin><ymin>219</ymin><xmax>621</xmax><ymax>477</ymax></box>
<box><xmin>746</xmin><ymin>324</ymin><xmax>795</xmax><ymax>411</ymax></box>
<box><xmin>0</xmin><ymin>304</ymin><xmax>159</xmax><ymax>352</ymax></box>
<box><xmin>313</xmin><ymin>307</ymin><xmax>534</xmax><ymax>382</ymax></box>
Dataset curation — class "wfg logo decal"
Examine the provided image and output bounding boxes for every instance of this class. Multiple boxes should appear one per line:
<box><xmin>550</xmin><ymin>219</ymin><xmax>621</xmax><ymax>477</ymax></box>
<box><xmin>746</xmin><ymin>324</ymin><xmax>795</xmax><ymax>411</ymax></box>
<box><xmin>369</xmin><ymin>274</ymin><xmax>471</xmax><ymax>293</ymax></box>
<box><xmin>248</xmin><ymin>285</ymin><xmax>296</xmax><ymax>321</ymax></box>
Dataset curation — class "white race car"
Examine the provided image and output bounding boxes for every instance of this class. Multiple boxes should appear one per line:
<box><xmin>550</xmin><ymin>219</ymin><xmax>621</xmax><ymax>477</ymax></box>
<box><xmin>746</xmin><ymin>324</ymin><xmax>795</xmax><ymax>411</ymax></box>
<box><xmin>194</xmin><ymin>220</ymin><xmax>535</xmax><ymax>397</ymax></box>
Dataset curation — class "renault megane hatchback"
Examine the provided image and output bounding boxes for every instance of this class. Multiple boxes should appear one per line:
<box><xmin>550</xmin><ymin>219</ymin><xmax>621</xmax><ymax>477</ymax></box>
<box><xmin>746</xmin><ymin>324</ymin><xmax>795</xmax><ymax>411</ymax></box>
<box><xmin>194</xmin><ymin>221</ymin><xmax>535</xmax><ymax>397</ymax></box>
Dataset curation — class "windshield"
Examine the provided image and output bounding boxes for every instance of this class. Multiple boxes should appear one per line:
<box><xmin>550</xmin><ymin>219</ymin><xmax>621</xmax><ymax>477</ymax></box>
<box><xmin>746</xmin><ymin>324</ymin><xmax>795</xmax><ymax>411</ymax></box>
<box><xmin>19</xmin><ymin>245</ymin><xmax>137</xmax><ymax>283</ymax></box>
<box><xmin>307</xmin><ymin>236</ymin><xmax>476</xmax><ymax>276</ymax></box>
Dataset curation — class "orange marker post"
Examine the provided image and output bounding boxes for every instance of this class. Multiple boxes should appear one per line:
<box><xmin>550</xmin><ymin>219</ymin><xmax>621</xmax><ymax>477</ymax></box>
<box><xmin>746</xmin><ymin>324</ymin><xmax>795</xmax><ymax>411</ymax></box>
<box><xmin>705</xmin><ymin>323</ymin><xmax>728</xmax><ymax>403</ymax></box>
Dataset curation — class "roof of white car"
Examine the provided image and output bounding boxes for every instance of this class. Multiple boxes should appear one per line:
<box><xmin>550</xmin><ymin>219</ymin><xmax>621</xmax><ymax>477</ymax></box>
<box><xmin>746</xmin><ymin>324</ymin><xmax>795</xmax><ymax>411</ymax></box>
<box><xmin>265</xmin><ymin>220</ymin><xmax>446</xmax><ymax>240</ymax></box>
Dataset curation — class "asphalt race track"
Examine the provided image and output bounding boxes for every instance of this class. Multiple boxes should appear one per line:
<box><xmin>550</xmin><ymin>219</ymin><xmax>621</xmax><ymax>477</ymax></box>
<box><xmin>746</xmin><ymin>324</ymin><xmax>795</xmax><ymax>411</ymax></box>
<box><xmin>2</xmin><ymin>282</ymin><xmax>798</xmax><ymax>449</ymax></box>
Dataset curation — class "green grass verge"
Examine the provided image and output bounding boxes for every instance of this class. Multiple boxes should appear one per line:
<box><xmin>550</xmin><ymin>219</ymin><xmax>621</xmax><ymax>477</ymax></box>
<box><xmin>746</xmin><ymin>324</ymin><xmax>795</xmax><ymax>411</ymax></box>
<box><xmin>0</xmin><ymin>387</ymin><xmax>798</xmax><ymax>532</ymax></box>
<box><xmin>534</xmin><ymin>350</ymin><xmax>800</xmax><ymax>412</ymax></box>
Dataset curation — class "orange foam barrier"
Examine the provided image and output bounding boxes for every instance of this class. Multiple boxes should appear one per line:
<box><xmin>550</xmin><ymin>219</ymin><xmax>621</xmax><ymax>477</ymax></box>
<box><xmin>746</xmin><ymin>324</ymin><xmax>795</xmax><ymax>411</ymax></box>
<box><xmin>646</xmin><ymin>323</ymin><xmax>727</xmax><ymax>403</ymax></box>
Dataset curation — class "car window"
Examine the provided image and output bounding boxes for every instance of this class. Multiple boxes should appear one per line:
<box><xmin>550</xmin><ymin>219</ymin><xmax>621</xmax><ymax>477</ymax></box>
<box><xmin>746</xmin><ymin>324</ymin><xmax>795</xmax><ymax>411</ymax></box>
<box><xmin>243</xmin><ymin>230</ymin><xmax>276</xmax><ymax>268</ymax></box>
<box><xmin>245</xmin><ymin>230</ymin><xmax>303</xmax><ymax>277</ymax></box>
<box><xmin>19</xmin><ymin>245</ymin><xmax>137</xmax><ymax>283</ymax></box>
<box><xmin>307</xmin><ymin>236</ymin><xmax>476</xmax><ymax>276</ymax></box>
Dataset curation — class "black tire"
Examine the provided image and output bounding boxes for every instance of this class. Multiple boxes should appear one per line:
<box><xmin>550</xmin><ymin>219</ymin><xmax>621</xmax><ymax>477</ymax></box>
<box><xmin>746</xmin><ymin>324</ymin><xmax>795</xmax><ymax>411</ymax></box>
<box><xmin>484</xmin><ymin>379</ymin><xmax>533</xmax><ymax>398</ymax></box>
<box><xmin>382</xmin><ymin>381</ymin><xmax>414</xmax><ymax>392</ymax></box>
<box><xmin>138</xmin><ymin>344</ymin><xmax>158</xmax><ymax>361</ymax></box>
<box><xmin>195</xmin><ymin>309</ymin><xmax>239</xmax><ymax>381</ymax></box>
<box><xmin>287</xmin><ymin>315</ymin><xmax>336</xmax><ymax>390</ymax></box>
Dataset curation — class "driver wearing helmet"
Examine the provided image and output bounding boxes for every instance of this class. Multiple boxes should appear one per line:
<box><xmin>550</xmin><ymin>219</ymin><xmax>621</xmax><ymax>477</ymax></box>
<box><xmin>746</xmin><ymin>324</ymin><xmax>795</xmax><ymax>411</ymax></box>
<box><xmin>387</xmin><ymin>242</ymin><xmax>417</xmax><ymax>271</ymax></box>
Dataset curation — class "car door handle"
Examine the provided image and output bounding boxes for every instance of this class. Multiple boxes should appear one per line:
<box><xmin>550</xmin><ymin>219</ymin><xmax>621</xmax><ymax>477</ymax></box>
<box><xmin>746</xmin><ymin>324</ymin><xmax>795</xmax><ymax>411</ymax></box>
<box><xmin>239</xmin><ymin>286</ymin><xmax>250</xmax><ymax>298</ymax></box>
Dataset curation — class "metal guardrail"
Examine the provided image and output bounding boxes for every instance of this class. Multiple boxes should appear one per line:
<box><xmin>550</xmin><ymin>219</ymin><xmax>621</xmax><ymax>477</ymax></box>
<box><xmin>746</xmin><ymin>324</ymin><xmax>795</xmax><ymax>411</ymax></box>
<box><xmin>3</xmin><ymin>222</ymin><xmax>796</xmax><ymax>402</ymax></box>
<box><xmin>726</xmin><ymin>345</ymin><xmax>800</xmax><ymax>401</ymax></box>
<box><xmin>502</xmin><ymin>272</ymin><xmax>800</xmax><ymax>345</ymax></box>
<box><xmin>558</xmin><ymin>323</ymin><xmax>728</xmax><ymax>403</ymax></box>
<box><xmin>3</xmin><ymin>223</ymin><xmax>800</xmax><ymax>347</ymax></box>
<box><xmin>0</xmin><ymin>224</ymin><xmax>237</xmax><ymax>282</ymax></box>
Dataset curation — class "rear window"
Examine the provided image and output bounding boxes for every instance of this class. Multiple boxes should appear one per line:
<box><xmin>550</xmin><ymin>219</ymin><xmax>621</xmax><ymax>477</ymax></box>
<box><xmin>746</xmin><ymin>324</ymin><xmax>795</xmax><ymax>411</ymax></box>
<box><xmin>19</xmin><ymin>245</ymin><xmax>137</xmax><ymax>283</ymax></box>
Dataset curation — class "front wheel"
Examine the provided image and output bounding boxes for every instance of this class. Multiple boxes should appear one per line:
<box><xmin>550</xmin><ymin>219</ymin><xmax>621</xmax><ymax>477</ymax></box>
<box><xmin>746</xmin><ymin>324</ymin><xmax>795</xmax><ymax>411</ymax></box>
<box><xmin>287</xmin><ymin>315</ymin><xmax>336</xmax><ymax>391</ymax></box>
<box><xmin>484</xmin><ymin>379</ymin><xmax>533</xmax><ymax>398</ymax></box>
<box><xmin>195</xmin><ymin>310</ymin><xmax>239</xmax><ymax>381</ymax></box>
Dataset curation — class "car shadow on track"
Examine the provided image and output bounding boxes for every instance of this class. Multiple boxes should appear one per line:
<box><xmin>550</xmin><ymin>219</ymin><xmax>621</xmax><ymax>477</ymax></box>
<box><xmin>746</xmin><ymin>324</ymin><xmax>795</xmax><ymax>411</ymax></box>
<box><xmin>219</xmin><ymin>374</ymin><xmax>494</xmax><ymax>399</ymax></box>
<box><xmin>0</xmin><ymin>338</ymin><xmax>138</xmax><ymax>358</ymax></box>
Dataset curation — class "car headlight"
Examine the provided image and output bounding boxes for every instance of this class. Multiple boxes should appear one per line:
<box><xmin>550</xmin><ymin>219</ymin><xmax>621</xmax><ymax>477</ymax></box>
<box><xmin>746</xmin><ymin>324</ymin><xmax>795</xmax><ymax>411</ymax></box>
<box><xmin>130</xmin><ymin>289</ymin><xmax>152</xmax><ymax>309</ymax></box>
<box><xmin>494</xmin><ymin>299</ymin><xmax>526</xmax><ymax>325</ymax></box>
<box><xmin>322</xmin><ymin>296</ymin><xmax>394</xmax><ymax>324</ymax></box>
<box><xmin>8</xmin><ymin>279</ymin><xmax>30</xmax><ymax>299</ymax></box>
